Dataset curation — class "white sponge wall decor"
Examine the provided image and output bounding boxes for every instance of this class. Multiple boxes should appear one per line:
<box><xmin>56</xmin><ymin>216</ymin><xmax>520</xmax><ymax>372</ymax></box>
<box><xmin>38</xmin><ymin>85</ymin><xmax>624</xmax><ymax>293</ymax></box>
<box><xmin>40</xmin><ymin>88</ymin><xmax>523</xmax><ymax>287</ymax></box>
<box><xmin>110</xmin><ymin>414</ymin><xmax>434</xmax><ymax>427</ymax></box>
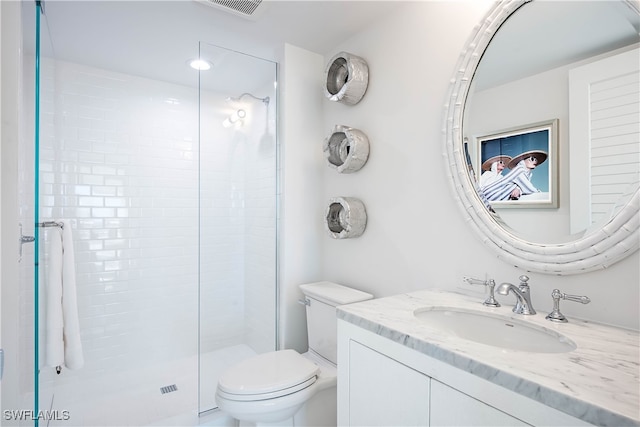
<box><xmin>324</xmin><ymin>125</ymin><xmax>370</xmax><ymax>173</ymax></box>
<box><xmin>325</xmin><ymin>197</ymin><xmax>367</xmax><ymax>239</ymax></box>
<box><xmin>323</xmin><ymin>52</ymin><xmax>369</xmax><ymax>105</ymax></box>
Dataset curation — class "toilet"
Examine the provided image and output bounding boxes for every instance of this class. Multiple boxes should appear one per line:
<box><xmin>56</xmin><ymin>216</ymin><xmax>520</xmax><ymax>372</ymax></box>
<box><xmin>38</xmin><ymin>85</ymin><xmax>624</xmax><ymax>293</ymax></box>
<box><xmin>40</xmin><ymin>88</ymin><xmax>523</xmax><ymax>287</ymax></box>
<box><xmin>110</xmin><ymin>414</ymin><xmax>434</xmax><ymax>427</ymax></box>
<box><xmin>215</xmin><ymin>281</ymin><xmax>373</xmax><ymax>426</ymax></box>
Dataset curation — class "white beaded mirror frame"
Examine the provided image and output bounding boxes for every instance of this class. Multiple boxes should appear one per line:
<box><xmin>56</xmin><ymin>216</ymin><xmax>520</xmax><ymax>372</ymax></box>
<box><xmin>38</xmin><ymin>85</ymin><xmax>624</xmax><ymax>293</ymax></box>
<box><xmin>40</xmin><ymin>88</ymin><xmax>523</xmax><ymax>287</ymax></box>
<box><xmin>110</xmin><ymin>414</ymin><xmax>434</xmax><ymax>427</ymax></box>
<box><xmin>442</xmin><ymin>0</ymin><xmax>640</xmax><ymax>275</ymax></box>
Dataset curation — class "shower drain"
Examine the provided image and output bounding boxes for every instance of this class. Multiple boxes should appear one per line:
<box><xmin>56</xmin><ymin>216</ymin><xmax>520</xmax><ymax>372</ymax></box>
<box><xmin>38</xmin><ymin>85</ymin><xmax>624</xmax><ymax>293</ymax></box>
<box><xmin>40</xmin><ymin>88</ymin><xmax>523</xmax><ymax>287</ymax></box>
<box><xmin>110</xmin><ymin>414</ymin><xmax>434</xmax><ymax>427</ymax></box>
<box><xmin>160</xmin><ymin>384</ymin><xmax>178</xmax><ymax>394</ymax></box>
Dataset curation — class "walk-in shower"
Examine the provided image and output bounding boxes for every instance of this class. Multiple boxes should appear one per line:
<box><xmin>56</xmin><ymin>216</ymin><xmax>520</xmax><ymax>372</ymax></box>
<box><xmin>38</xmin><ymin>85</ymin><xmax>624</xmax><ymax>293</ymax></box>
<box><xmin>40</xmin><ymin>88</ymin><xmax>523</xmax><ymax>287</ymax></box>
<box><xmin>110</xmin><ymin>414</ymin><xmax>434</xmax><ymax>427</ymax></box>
<box><xmin>20</xmin><ymin>1</ymin><xmax>278</xmax><ymax>425</ymax></box>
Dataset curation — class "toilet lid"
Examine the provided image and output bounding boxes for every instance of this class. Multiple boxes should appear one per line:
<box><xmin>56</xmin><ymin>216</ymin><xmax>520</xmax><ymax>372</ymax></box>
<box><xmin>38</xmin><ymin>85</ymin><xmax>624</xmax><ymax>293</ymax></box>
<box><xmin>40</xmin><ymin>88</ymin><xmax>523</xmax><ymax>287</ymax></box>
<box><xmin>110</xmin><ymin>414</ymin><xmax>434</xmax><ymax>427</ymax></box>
<box><xmin>218</xmin><ymin>349</ymin><xmax>319</xmax><ymax>397</ymax></box>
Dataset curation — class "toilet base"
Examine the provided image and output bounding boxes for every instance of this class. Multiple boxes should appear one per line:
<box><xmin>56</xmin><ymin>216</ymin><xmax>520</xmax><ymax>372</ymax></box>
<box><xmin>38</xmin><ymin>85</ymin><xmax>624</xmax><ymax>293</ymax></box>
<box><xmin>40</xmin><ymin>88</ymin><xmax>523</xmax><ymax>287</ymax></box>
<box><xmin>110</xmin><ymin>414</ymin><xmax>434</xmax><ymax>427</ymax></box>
<box><xmin>238</xmin><ymin>418</ymin><xmax>293</xmax><ymax>427</ymax></box>
<box><xmin>293</xmin><ymin>384</ymin><xmax>336</xmax><ymax>426</ymax></box>
<box><xmin>233</xmin><ymin>385</ymin><xmax>336</xmax><ymax>427</ymax></box>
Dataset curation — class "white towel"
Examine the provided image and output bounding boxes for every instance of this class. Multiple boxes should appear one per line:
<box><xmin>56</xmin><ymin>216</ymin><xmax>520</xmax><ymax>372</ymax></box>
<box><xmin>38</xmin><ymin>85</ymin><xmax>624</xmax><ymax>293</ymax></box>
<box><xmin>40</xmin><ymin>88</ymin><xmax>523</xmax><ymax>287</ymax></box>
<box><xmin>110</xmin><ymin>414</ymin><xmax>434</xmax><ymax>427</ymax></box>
<box><xmin>45</xmin><ymin>225</ymin><xmax>64</xmax><ymax>368</ymax></box>
<box><xmin>45</xmin><ymin>220</ymin><xmax>84</xmax><ymax>370</ymax></box>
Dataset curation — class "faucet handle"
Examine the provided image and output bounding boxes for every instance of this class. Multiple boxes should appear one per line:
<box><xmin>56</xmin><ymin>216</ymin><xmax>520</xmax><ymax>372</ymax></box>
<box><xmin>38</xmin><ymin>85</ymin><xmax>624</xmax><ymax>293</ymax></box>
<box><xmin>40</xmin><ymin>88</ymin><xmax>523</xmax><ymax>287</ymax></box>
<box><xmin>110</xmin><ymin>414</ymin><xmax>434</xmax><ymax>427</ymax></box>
<box><xmin>545</xmin><ymin>289</ymin><xmax>591</xmax><ymax>323</ymax></box>
<box><xmin>462</xmin><ymin>276</ymin><xmax>487</xmax><ymax>286</ymax></box>
<box><xmin>518</xmin><ymin>275</ymin><xmax>530</xmax><ymax>287</ymax></box>
<box><xmin>462</xmin><ymin>276</ymin><xmax>500</xmax><ymax>308</ymax></box>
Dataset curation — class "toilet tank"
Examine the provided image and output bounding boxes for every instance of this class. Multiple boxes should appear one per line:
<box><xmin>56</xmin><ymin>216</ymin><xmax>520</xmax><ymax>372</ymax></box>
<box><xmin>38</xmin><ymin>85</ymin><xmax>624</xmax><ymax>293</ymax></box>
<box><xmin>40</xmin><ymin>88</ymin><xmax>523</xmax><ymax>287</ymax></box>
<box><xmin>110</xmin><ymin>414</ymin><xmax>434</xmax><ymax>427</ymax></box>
<box><xmin>299</xmin><ymin>281</ymin><xmax>373</xmax><ymax>365</ymax></box>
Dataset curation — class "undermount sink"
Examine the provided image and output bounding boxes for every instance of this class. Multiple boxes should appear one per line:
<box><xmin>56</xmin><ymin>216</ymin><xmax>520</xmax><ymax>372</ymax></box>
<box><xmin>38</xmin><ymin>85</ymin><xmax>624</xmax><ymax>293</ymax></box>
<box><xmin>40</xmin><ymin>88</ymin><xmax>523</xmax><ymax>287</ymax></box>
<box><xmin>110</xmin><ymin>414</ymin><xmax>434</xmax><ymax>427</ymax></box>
<box><xmin>413</xmin><ymin>307</ymin><xmax>576</xmax><ymax>353</ymax></box>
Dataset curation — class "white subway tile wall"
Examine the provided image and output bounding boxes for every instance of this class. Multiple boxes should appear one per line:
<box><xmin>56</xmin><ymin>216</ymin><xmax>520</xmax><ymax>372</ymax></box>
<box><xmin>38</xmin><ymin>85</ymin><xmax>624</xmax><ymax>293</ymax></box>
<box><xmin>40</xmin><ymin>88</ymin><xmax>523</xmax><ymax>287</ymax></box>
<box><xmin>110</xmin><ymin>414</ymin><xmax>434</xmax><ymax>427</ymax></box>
<box><xmin>37</xmin><ymin>59</ymin><xmax>201</xmax><ymax>382</ymax></box>
<box><xmin>18</xmin><ymin>57</ymin><xmax>277</xmax><ymax>420</ymax></box>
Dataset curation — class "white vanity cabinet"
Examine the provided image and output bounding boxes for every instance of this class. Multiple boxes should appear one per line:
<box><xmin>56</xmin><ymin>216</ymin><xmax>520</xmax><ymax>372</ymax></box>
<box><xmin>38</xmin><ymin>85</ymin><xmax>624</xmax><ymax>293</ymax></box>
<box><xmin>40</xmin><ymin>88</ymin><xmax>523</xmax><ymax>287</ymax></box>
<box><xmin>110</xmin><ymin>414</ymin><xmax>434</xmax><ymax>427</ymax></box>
<box><xmin>348</xmin><ymin>340</ymin><xmax>431</xmax><ymax>426</ymax></box>
<box><xmin>338</xmin><ymin>319</ymin><xmax>591</xmax><ymax>427</ymax></box>
<box><xmin>429</xmin><ymin>380</ymin><xmax>528</xmax><ymax>426</ymax></box>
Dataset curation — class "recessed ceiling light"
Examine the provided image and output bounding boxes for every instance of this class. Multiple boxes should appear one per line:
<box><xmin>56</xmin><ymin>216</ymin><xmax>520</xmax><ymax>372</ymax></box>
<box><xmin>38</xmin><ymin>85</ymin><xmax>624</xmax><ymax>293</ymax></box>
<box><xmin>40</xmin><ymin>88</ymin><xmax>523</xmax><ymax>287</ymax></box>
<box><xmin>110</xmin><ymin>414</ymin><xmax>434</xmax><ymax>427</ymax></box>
<box><xmin>188</xmin><ymin>59</ymin><xmax>212</xmax><ymax>71</ymax></box>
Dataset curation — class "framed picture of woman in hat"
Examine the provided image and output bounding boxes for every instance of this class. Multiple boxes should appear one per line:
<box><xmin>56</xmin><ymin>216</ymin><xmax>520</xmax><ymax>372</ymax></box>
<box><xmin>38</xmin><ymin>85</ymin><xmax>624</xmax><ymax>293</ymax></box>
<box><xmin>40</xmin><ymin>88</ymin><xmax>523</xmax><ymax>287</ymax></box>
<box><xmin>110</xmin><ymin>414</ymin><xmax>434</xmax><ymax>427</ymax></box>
<box><xmin>475</xmin><ymin>119</ymin><xmax>558</xmax><ymax>209</ymax></box>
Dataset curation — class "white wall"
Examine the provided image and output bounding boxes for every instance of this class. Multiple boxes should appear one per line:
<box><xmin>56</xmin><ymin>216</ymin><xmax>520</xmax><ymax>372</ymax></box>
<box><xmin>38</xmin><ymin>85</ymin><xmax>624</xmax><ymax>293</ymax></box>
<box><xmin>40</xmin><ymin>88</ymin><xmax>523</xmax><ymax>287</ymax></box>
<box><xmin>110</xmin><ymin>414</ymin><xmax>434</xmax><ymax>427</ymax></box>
<box><xmin>306</xmin><ymin>1</ymin><xmax>639</xmax><ymax>332</ymax></box>
<box><xmin>2</xmin><ymin>0</ymin><xmax>44</xmax><ymax>416</ymax></box>
<box><xmin>0</xmin><ymin>0</ymin><xmax>3</xmax><ymax>410</ymax></box>
<box><xmin>0</xmin><ymin>0</ymin><xmax>22</xmax><ymax>416</ymax></box>
<box><xmin>279</xmin><ymin>44</ymin><xmax>325</xmax><ymax>352</ymax></box>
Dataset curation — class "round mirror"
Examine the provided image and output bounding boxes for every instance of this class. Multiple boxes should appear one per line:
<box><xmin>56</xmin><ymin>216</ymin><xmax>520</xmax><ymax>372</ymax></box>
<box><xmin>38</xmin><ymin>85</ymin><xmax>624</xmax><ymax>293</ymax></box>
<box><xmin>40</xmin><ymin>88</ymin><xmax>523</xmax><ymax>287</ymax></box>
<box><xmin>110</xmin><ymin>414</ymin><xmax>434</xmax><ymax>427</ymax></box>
<box><xmin>443</xmin><ymin>0</ymin><xmax>639</xmax><ymax>274</ymax></box>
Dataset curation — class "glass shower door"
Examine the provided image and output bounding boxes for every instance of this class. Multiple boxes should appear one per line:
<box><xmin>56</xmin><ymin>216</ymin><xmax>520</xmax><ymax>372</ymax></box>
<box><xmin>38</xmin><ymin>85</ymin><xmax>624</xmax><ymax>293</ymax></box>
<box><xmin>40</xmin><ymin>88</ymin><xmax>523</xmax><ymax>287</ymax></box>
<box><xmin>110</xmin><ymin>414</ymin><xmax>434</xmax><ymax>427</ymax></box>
<box><xmin>29</xmin><ymin>2</ymin><xmax>278</xmax><ymax>423</ymax></box>
<box><xmin>197</xmin><ymin>42</ymin><xmax>278</xmax><ymax>413</ymax></box>
<box><xmin>33</xmin><ymin>3</ymin><xmax>201</xmax><ymax>425</ymax></box>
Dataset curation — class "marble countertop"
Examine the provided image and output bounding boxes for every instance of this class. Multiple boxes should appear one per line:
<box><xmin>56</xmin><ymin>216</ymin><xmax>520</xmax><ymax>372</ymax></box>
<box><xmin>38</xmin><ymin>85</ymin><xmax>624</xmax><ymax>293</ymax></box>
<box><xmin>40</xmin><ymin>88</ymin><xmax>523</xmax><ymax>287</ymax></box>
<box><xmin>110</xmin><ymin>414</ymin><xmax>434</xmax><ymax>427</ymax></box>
<box><xmin>337</xmin><ymin>289</ymin><xmax>640</xmax><ymax>426</ymax></box>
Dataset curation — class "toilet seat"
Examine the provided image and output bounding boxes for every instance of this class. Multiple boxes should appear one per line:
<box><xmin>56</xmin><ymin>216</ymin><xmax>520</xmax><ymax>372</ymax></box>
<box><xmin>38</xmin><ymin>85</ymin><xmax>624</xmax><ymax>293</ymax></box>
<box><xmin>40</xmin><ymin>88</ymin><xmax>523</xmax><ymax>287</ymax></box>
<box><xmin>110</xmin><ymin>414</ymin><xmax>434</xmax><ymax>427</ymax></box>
<box><xmin>217</xmin><ymin>349</ymin><xmax>319</xmax><ymax>401</ymax></box>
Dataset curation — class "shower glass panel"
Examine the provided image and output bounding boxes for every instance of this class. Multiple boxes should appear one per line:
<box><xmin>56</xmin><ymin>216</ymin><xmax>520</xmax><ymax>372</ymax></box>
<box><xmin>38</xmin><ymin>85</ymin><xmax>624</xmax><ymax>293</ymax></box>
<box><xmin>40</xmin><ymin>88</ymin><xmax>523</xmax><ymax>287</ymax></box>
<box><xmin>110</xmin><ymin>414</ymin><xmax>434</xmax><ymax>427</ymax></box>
<box><xmin>35</xmin><ymin>8</ymin><xmax>200</xmax><ymax>424</ymax></box>
<box><xmin>197</xmin><ymin>42</ymin><xmax>278</xmax><ymax>413</ymax></box>
<box><xmin>31</xmin><ymin>2</ymin><xmax>278</xmax><ymax>424</ymax></box>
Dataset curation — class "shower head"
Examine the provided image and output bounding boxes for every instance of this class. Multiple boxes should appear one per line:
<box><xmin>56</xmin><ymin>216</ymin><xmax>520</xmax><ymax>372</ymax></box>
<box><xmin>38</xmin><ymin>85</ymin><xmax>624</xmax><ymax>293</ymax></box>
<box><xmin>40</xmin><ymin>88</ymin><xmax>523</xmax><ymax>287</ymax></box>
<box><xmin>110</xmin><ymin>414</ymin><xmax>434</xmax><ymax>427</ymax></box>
<box><xmin>226</xmin><ymin>92</ymin><xmax>270</xmax><ymax>105</ymax></box>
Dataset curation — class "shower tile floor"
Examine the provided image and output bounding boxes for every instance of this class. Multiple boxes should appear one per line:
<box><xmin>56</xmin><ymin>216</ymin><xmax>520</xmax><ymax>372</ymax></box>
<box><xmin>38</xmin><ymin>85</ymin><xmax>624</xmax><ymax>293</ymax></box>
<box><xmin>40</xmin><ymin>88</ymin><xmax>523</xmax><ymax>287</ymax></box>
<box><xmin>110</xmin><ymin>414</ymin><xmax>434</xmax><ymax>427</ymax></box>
<box><xmin>28</xmin><ymin>345</ymin><xmax>256</xmax><ymax>427</ymax></box>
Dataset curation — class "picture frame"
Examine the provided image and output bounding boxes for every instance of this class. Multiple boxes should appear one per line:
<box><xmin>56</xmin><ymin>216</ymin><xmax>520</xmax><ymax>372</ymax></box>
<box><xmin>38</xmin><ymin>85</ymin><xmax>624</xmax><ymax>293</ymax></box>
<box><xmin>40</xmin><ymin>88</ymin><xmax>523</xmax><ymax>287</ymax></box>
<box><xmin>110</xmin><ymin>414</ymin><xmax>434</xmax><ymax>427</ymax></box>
<box><xmin>475</xmin><ymin>119</ymin><xmax>558</xmax><ymax>209</ymax></box>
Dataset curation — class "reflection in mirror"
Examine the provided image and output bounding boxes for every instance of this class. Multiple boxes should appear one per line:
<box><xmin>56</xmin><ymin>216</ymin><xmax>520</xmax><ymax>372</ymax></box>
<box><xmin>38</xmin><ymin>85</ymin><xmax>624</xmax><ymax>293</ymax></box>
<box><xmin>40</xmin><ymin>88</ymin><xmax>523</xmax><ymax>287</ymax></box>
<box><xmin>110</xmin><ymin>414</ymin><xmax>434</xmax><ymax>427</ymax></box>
<box><xmin>463</xmin><ymin>0</ymin><xmax>640</xmax><ymax>244</ymax></box>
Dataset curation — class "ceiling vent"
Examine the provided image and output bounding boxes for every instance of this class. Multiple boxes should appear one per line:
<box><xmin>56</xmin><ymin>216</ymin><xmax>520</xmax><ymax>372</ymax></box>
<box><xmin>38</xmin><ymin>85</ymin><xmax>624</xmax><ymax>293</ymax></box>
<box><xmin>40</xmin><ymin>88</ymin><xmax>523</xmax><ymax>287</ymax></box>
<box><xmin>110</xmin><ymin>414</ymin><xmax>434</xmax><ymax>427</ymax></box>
<box><xmin>194</xmin><ymin>0</ymin><xmax>267</xmax><ymax>20</ymax></box>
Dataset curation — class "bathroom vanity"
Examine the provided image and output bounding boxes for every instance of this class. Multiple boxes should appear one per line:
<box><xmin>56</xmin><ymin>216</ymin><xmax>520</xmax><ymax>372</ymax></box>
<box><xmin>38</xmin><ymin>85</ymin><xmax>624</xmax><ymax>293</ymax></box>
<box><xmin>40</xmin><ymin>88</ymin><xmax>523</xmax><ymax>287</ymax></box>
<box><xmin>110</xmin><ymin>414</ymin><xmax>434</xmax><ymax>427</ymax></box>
<box><xmin>336</xmin><ymin>289</ymin><xmax>639</xmax><ymax>426</ymax></box>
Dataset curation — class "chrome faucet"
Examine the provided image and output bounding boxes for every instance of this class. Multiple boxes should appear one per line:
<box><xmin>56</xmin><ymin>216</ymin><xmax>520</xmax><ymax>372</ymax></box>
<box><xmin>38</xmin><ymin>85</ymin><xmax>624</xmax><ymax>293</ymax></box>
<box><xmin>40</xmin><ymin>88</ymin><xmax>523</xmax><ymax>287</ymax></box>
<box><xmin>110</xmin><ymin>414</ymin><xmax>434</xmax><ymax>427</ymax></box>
<box><xmin>496</xmin><ymin>275</ymin><xmax>536</xmax><ymax>315</ymax></box>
